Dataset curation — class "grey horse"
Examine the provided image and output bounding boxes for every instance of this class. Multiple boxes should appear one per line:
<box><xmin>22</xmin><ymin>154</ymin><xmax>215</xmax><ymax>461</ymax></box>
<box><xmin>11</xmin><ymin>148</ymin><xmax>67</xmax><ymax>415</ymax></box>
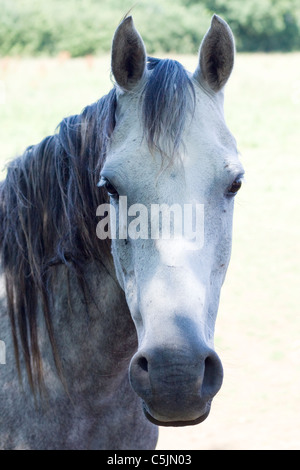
<box><xmin>0</xmin><ymin>16</ymin><xmax>243</xmax><ymax>449</ymax></box>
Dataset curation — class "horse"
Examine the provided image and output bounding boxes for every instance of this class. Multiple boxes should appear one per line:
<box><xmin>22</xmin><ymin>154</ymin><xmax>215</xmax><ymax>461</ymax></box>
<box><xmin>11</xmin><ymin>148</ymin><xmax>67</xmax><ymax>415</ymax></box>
<box><xmin>0</xmin><ymin>15</ymin><xmax>244</xmax><ymax>449</ymax></box>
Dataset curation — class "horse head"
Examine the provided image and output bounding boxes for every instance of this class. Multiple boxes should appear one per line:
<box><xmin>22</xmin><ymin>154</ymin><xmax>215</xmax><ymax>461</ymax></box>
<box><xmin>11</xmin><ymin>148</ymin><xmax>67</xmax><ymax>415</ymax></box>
<box><xmin>99</xmin><ymin>16</ymin><xmax>244</xmax><ymax>427</ymax></box>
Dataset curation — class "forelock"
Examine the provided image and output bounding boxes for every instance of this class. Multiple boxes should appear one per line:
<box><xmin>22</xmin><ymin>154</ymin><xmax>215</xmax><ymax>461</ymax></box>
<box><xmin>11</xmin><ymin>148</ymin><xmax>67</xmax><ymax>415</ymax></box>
<box><xmin>142</xmin><ymin>57</ymin><xmax>195</xmax><ymax>165</ymax></box>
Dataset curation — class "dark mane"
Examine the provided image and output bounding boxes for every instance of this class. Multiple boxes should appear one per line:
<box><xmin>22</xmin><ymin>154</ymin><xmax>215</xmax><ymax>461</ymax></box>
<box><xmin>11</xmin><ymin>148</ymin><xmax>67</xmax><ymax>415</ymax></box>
<box><xmin>0</xmin><ymin>89</ymin><xmax>117</xmax><ymax>391</ymax></box>
<box><xmin>0</xmin><ymin>57</ymin><xmax>195</xmax><ymax>390</ymax></box>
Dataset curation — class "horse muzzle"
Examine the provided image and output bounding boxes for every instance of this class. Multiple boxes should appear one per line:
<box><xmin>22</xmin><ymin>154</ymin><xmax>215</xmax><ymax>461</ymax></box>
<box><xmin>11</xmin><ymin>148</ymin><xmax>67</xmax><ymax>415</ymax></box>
<box><xmin>129</xmin><ymin>345</ymin><xmax>223</xmax><ymax>427</ymax></box>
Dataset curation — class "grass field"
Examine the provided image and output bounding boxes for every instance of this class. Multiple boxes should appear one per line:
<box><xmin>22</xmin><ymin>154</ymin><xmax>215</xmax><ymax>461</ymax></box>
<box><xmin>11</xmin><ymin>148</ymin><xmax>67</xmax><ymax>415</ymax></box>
<box><xmin>1</xmin><ymin>53</ymin><xmax>300</xmax><ymax>449</ymax></box>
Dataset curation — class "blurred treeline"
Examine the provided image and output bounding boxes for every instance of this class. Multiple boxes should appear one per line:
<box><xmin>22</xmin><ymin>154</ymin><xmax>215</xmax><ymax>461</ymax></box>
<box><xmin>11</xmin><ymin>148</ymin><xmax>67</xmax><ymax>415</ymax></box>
<box><xmin>0</xmin><ymin>0</ymin><xmax>299</xmax><ymax>56</ymax></box>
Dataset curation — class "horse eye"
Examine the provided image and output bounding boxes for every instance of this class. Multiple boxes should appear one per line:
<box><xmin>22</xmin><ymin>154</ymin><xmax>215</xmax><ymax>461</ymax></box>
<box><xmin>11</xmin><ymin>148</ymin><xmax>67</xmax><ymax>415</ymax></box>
<box><xmin>228</xmin><ymin>179</ymin><xmax>242</xmax><ymax>195</ymax></box>
<box><xmin>97</xmin><ymin>177</ymin><xmax>119</xmax><ymax>197</ymax></box>
<box><xmin>105</xmin><ymin>181</ymin><xmax>118</xmax><ymax>196</ymax></box>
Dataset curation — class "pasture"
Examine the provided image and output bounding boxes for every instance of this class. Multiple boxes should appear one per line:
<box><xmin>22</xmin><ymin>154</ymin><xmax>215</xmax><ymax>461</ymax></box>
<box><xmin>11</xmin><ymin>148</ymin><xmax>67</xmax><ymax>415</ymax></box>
<box><xmin>0</xmin><ymin>52</ymin><xmax>299</xmax><ymax>449</ymax></box>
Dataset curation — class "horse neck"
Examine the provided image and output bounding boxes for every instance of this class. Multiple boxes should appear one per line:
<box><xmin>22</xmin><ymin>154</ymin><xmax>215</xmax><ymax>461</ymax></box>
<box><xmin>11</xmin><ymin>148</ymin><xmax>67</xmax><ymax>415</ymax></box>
<box><xmin>40</xmin><ymin>260</ymin><xmax>137</xmax><ymax>397</ymax></box>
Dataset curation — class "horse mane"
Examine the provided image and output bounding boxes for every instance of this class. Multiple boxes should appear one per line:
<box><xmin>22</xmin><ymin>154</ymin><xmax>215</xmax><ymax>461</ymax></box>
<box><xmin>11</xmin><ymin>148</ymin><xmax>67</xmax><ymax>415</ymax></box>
<box><xmin>0</xmin><ymin>57</ymin><xmax>195</xmax><ymax>392</ymax></box>
<box><xmin>0</xmin><ymin>89</ymin><xmax>117</xmax><ymax>391</ymax></box>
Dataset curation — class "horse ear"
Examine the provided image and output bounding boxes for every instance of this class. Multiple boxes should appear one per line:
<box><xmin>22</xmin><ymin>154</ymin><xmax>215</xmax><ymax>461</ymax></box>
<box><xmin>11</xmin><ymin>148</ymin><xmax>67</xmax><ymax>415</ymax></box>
<box><xmin>193</xmin><ymin>15</ymin><xmax>235</xmax><ymax>92</ymax></box>
<box><xmin>111</xmin><ymin>16</ymin><xmax>147</xmax><ymax>91</ymax></box>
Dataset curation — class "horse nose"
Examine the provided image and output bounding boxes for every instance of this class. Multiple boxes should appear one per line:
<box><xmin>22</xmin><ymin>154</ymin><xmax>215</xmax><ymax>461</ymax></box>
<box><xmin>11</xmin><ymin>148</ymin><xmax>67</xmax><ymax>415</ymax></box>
<box><xmin>129</xmin><ymin>346</ymin><xmax>223</xmax><ymax>424</ymax></box>
<box><xmin>130</xmin><ymin>347</ymin><xmax>223</xmax><ymax>399</ymax></box>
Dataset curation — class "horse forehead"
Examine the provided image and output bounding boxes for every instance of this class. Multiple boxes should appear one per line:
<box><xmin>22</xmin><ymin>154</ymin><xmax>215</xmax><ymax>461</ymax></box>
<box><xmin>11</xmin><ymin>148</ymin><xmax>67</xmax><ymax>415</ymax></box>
<box><xmin>110</xmin><ymin>84</ymin><xmax>235</xmax><ymax>179</ymax></box>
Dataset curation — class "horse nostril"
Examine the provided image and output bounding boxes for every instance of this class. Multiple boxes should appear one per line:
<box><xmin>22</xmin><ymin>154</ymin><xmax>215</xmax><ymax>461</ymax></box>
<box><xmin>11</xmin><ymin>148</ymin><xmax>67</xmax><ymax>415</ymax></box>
<box><xmin>138</xmin><ymin>355</ymin><xmax>148</xmax><ymax>372</ymax></box>
<box><xmin>129</xmin><ymin>352</ymin><xmax>151</xmax><ymax>398</ymax></box>
<box><xmin>202</xmin><ymin>353</ymin><xmax>223</xmax><ymax>399</ymax></box>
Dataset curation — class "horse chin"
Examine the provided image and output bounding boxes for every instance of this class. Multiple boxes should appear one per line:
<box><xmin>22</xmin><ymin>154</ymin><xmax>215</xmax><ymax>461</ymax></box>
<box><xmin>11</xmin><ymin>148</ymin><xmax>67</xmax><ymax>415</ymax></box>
<box><xmin>142</xmin><ymin>402</ymin><xmax>211</xmax><ymax>427</ymax></box>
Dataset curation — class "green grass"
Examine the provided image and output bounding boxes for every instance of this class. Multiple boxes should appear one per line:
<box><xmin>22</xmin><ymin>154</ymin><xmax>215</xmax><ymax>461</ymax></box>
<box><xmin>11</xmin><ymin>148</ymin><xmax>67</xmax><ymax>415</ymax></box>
<box><xmin>1</xmin><ymin>53</ymin><xmax>300</xmax><ymax>449</ymax></box>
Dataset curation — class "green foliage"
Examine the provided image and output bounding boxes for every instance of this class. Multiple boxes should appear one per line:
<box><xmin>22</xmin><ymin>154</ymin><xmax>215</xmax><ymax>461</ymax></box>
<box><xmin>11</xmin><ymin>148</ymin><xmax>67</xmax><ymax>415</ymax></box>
<box><xmin>0</xmin><ymin>0</ymin><xmax>299</xmax><ymax>56</ymax></box>
<box><xmin>202</xmin><ymin>0</ymin><xmax>300</xmax><ymax>51</ymax></box>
